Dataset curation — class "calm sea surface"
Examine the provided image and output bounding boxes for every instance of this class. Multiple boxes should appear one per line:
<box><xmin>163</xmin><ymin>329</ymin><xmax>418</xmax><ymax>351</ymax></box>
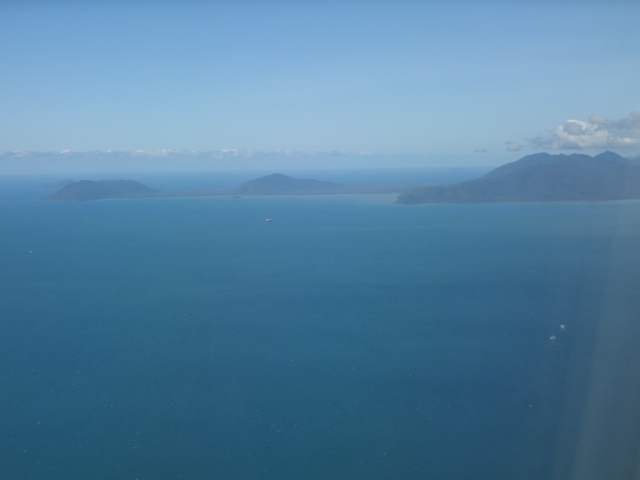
<box><xmin>2</xmin><ymin>170</ymin><xmax>640</xmax><ymax>480</ymax></box>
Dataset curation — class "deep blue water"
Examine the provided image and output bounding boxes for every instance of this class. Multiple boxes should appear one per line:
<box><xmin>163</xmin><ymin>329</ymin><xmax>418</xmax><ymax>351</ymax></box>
<box><xmin>2</xmin><ymin>171</ymin><xmax>640</xmax><ymax>479</ymax></box>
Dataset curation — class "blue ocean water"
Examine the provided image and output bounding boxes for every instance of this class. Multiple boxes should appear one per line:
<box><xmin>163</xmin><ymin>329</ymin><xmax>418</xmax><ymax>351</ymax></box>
<box><xmin>2</xmin><ymin>171</ymin><xmax>640</xmax><ymax>480</ymax></box>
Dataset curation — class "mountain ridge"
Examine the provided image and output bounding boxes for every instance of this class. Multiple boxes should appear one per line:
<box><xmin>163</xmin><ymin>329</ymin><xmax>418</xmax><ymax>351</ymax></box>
<box><xmin>397</xmin><ymin>151</ymin><xmax>640</xmax><ymax>204</ymax></box>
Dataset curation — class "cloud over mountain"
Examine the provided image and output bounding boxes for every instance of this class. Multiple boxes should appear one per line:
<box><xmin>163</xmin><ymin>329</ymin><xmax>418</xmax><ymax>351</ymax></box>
<box><xmin>531</xmin><ymin>112</ymin><xmax>640</xmax><ymax>150</ymax></box>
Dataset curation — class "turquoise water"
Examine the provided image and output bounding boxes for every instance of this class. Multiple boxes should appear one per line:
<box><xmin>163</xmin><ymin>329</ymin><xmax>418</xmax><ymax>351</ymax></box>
<box><xmin>2</xmin><ymin>172</ymin><xmax>640</xmax><ymax>479</ymax></box>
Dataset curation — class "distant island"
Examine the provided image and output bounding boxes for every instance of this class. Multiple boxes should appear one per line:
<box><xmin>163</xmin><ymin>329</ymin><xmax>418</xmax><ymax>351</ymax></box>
<box><xmin>43</xmin><ymin>180</ymin><xmax>160</xmax><ymax>201</ymax></box>
<box><xmin>41</xmin><ymin>173</ymin><xmax>427</xmax><ymax>201</ymax></box>
<box><xmin>230</xmin><ymin>173</ymin><xmax>430</xmax><ymax>195</ymax></box>
<box><xmin>233</xmin><ymin>173</ymin><xmax>345</xmax><ymax>195</ymax></box>
<box><xmin>396</xmin><ymin>151</ymin><xmax>640</xmax><ymax>204</ymax></box>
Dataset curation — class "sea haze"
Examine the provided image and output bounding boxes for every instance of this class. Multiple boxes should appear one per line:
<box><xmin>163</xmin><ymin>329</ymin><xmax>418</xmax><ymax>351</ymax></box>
<box><xmin>1</xmin><ymin>170</ymin><xmax>640</xmax><ymax>480</ymax></box>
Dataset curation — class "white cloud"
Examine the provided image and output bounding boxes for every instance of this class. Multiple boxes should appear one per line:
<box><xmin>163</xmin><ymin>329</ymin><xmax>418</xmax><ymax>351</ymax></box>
<box><xmin>506</xmin><ymin>142</ymin><xmax>522</xmax><ymax>151</ymax></box>
<box><xmin>474</xmin><ymin>146</ymin><xmax>487</xmax><ymax>153</ymax></box>
<box><xmin>133</xmin><ymin>149</ymin><xmax>181</xmax><ymax>156</ymax></box>
<box><xmin>532</xmin><ymin>112</ymin><xmax>640</xmax><ymax>150</ymax></box>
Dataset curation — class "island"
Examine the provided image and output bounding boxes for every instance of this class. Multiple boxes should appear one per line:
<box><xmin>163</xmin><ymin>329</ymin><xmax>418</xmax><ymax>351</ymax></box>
<box><xmin>41</xmin><ymin>173</ymin><xmax>427</xmax><ymax>201</ymax></box>
<box><xmin>230</xmin><ymin>173</ymin><xmax>429</xmax><ymax>195</ymax></box>
<box><xmin>43</xmin><ymin>180</ymin><xmax>160</xmax><ymax>201</ymax></box>
<box><xmin>396</xmin><ymin>151</ymin><xmax>640</xmax><ymax>204</ymax></box>
<box><xmin>233</xmin><ymin>173</ymin><xmax>346</xmax><ymax>195</ymax></box>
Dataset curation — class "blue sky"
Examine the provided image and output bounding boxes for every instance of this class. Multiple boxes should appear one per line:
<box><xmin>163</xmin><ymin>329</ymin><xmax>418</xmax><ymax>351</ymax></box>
<box><xmin>2</xmin><ymin>1</ymin><xmax>639</xmax><ymax>170</ymax></box>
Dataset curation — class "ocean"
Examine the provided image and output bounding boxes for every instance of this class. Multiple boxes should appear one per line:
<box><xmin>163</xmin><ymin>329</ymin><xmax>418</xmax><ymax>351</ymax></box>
<box><xmin>2</xmin><ymin>170</ymin><xmax>640</xmax><ymax>480</ymax></box>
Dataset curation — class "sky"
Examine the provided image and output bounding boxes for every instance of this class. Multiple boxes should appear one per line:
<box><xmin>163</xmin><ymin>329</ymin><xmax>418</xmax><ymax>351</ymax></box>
<box><xmin>1</xmin><ymin>0</ymin><xmax>640</xmax><ymax>172</ymax></box>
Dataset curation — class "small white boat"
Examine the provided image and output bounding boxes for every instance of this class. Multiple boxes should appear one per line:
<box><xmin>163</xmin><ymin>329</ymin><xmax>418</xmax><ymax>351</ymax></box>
<box><xmin>265</xmin><ymin>218</ymin><xmax>273</xmax><ymax>222</ymax></box>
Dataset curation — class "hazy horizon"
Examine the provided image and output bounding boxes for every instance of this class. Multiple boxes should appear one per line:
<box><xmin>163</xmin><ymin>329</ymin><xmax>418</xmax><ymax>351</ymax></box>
<box><xmin>0</xmin><ymin>149</ymin><xmax>511</xmax><ymax>176</ymax></box>
<box><xmin>2</xmin><ymin>148</ymin><xmax>639</xmax><ymax>177</ymax></box>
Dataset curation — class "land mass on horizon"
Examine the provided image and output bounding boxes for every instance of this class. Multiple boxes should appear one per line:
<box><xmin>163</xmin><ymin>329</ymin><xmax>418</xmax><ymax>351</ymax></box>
<box><xmin>42</xmin><ymin>180</ymin><xmax>160</xmax><ymax>201</ymax></box>
<box><xmin>41</xmin><ymin>174</ymin><xmax>428</xmax><ymax>201</ymax></box>
<box><xmin>233</xmin><ymin>173</ymin><xmax>345</xmax><ymax>195</ymax></box>
<box><xmin>396</xmin><ymin>151</ymin><xmax>640</xmax><ymax>204</ymax></box>
<box><xmin>41</xmin><ymin>152</ymin><xmax>640</xmax><ymax>203</ymax></box>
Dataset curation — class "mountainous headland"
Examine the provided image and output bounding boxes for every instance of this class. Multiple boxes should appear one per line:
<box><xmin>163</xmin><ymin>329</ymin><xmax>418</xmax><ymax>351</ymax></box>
<box><xmin>396</xmin><ymin>151</ymin><xmax>640</xmax><ymax>204</ymax></box>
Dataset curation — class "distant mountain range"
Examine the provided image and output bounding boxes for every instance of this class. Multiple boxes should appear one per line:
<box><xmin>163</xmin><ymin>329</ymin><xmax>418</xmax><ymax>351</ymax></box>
<box><xmin>397</xmin><ymin>151</ymin><xmax>640</xmax><ymax>204</ymax></box>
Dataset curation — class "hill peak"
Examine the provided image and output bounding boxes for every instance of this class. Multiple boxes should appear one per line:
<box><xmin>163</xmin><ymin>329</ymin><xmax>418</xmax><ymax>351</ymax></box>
<box><xmin>594</xmin><ymin>150</ymin><xmax>626</xmax><ymax>161</ymax></box>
